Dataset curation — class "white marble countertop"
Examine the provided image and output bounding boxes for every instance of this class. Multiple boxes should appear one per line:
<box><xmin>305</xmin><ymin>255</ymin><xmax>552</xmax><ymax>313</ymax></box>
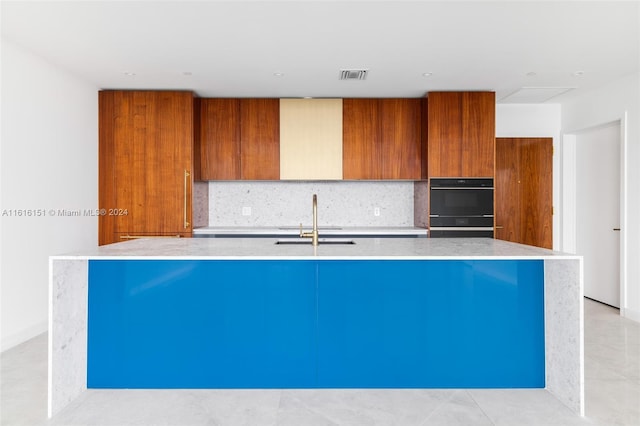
<box><xmin>192</xmin><ymin>226</ymin><xmax>428</xmax><ymax>237</ymax></box>
<box><xmin>51</xmin><ymin>237</ymin><xmax>580</xmax><ymax>260</ymax></box>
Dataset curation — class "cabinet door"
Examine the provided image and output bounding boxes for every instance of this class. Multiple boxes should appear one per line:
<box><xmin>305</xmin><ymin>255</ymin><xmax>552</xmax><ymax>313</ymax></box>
<box><xmin>140</xmin><ymin>92</ymin><xmax>193</xmax><ymax>237</ymax></box>
<box><xmin>343</xmin><ymin>98</ymin><xmax>380</xmax><ymax>179</ymax></box>
<box><xmin>240</xmin><ymin>99</ymin><xmax>279</xmax><ymax>180</ymax></box>
<box><xmin>461</xmin><ymin>92</ymin><xmax>495</xmax><ymax>177</ymax></box>
<box><xmin>99</xmin><ymin>91</ymin><xmax>193</xmax><ymax>245</ymax></box>
<box><xmin>280</xmin><ymin>99</ymin><xmax>343</xmax><ymax>180</ymax></box>
<box><xmin>495</xmin><ymin>138</ymin><xmax>552</xmax><ymax>249</ymax></box>
<box><xmin>519</xmin><ymin>139</ymin><xmax>553</xmax><ymax>249</ymax></box>
<box><xmin>379</xmin><ymin>99</ymin><xmax>422</xmax><ymax>179</ymax></box>
<box><xmin>495</xmin><ymin>139</ymin><xmax>521</xmax><ymax>243</ymax></box>
<box><xmin>427</xmin><ymin>92</ymin><xmax>463</xmax><ymax>177</ymax></box>
<box><xmin>343</xmin><ymin>98</ymin><xmax>422</xmax><ymax>180</ymax></box>
<box><xmin>427</xmin><ymin>92</ymin><xmax>495</xmax><ymax>178</ymax></box>
<box><xmin>198</xmin><ymin>98</ymin><xmax>240</xmax><ymax>180</ymax></box>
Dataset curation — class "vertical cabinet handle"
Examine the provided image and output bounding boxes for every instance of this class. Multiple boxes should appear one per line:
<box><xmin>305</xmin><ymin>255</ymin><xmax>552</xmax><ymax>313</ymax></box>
<box><xmin>184</xmin><ymin>169</ymin><xmax>190</xmax><ymax>229</ymax></box>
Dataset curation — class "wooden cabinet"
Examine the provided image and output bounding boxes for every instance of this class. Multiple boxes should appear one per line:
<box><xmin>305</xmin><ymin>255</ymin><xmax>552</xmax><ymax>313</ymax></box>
<box><xmin>240</xmin><ymin>99</ymin><xmax>280</xmax><ymax>180</ymax></box>
<box><xmin>99</xmin><ymin>91</ymin><xmax>194</xmax><ymax>245</ymax></box>
<box><xmin>197</xmin><ymin>98</ymin><xmax>279</xmax><ymax>180</ymax></box>
<box><xmin>197</xmin><ymin>98</ymin><xmax>240</xmax><ymax>180</ymax></box>
<box><xmin>427</xmin><ymin>92</ymin><xmax>495</xmax><ymax>177</ymax></box>
<box><xmin>495</xmin><ymin>137</ymin><xmax>553</xmax><ymax>249</ymax></box>
<box><xmin>343</xmin><ymin>98</ymin><xmax>421</xmax><ymax>179</ymax></box>
<box><xmin>280</xmin><ymin>99</ymin><xmax>343</xmax><ymax>180</ymax></box>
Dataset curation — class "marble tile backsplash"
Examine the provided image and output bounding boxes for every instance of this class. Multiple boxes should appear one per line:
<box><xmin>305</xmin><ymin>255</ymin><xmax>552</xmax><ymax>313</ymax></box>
<box><xmin>207</xmin><ymin>181</ymin><xmax>418</xmax><ymax>227</ymax></box>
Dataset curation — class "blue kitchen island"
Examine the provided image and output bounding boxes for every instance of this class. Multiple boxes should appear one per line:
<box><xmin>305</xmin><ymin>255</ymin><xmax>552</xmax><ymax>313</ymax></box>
<box><xmin>49</xmin><ymin>238</ymin><xmax>583</xmax><ymax>417</ymax></box>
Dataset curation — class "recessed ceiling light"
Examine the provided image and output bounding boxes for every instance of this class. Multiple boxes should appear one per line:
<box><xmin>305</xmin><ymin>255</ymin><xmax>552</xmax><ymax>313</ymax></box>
<box><xmin>273</xmin><ymin>72</ymin><xmax>284</xmax><ymax>77</ymax></box>
<box><xmin>422</xmin><ymin>72</ymin><xmax>433</xmax><ymax>77</ymax></box>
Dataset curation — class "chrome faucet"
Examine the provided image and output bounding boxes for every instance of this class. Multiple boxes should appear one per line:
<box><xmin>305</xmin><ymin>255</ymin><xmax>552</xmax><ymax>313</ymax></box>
<box><xmin>299</xmin><ymin>194</ymin><xmax>319</xmax><ymax>246</ymax></box>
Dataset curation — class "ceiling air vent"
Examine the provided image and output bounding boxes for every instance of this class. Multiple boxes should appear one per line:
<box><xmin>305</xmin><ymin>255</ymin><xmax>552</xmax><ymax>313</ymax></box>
<box><xmin>340</xmin><ymin>69</ymin><xmax>368</xmax><ymax>80</ymax></box>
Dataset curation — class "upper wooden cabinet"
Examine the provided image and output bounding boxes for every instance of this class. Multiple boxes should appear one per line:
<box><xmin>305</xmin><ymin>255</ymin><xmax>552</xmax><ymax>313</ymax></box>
<box><xmin>280</xmin><ymin>99</ymin><xmax>343</xmax><ymax>180</ymax></box>
<box><xmin>98</xmin><ymin>91</ymin><xmax>194</xmax><ymax>245</ymax></box>
<box><xmin>197</xmin><ymin>98</ymin><xmax>240</xmax><ymax>180</ymax></box>
<box><xmin>240</xmin><ymin>99</ymin><xmax>280</xmax><ymax>180</ymax></box>
<box><xmin>197</xmin><ymin>98</ymin><xmax>279</xmax><ymax>180</ymax></box>
<box><xmin>427</xmin><ymin>92</ymin><xmax>495</xmax><ymax>178</ymax></box>
<box><xmin>343</xmin><ymin>98</ymin><xmax>422</xmax><ymax>179</ymax></box>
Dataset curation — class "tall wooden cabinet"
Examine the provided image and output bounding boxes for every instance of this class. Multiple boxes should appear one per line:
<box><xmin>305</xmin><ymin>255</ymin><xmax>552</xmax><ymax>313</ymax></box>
<box><xmin>427</xmin><ymin>92</ymin><xmax>495</xmax><ymax>177</ymax></box>
<box><xmin>99</xmin><ymin>91</ymin><xmax>194</xmax><ymax>245</ymax></box>
<box><xmin>343</xmin><ymin>98</ymin><xmax>422</xmax><ymax>179</ymax></box>
<box><xmin>196</xmin><ymin>98</ymin><xmax>279</xmax><ymax>180</ymax></box>
<box><xmin>495</xmin><ymin>137</ymin><xmax>553</xmax><ymax>249</ymax></box>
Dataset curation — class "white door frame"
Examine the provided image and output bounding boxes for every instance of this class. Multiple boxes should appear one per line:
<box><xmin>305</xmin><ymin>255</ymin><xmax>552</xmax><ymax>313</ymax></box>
<box><xmin>561</xmin><ymin>113</ymin><xmax>628</xmax><ymax>315</ymax></box>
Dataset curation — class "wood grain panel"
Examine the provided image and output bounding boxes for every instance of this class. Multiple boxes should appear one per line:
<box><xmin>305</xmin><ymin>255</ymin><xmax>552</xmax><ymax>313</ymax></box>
<box><xmin>427</xmin><ymin>92</ymin><xmax>462</xmax><ymax>177</ymax></box>
<box><xmin>462</xmin><ymin>92</ymin><xmax>495</xmax><ymax>177</ymax></box>
<box><xmin>495</xmin><ymin>138</ymin><xmax>520</xmax><ymax>243</ymax></box>
<box><xmin>379</xmin><ymin>98</ymin><xmax>422</xmax><ymax>179</ymax></box>
<box><xmin>199</xmin><ymin>98</ymin><xmax>241</xmax><ymax>180</ymax></box>
<box><xmin>343</xmin><ymin>98</ymin><xmax>379</xmax><ymax>179</ymax></box>
<box><xmin>98</xmin><ymin>91</ymin><xmax>117</xmax><ymax>245</ymax></box>
<box><xmin>193</xmin><ymin>98</ymin><xmax>202</xmax><ymax>182</ymax></box>
<box><xmin>280</xmin><ymin>99</ymin><xmax>343</xmax><ymax>180</ymax></box>
<box><xmin>240</xmin><ymin>98</ymin><xmax>280</xmax><ymax>180</ymax></box>
<box><xmin>520</xmin><ymin>138</ymin><xmax>553</xmax><ymax>249</ymax></box>
<box><xmin>98</xmin><ymin>91</ymin><xmax>193</xmax><ymax>245</ymax></box>
<box><xmin>495</xmin><ymin>137</ymin><xmax>552</xmax><ymax>249</ymax></box>
<box><xmin>421</xmin><ymin>97</ymin><xmax>429</xmax><ymax>180</ymax></box>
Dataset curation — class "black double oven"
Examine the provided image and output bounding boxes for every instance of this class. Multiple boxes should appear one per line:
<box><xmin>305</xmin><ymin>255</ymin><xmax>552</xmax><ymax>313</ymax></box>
<box><xmin>429</xmin><ymin>178</ymin><xmax>494</xmax><ymax>238</ymax></box>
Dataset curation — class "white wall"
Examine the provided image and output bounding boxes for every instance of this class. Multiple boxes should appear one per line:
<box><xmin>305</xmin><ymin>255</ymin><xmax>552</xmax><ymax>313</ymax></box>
<box><xmin>0</xmin><ymin>38</ymin><xmax>98</xmax><ymax>351</ymax></box>
<box><xmin>561</xmin><ymin>72</ymin><xmax>640</xmax><ymax>322</ymax></box>
<box><xmin>495</xmin><ymin>104</ymin><xmax>562</xmax><ymax>249</ymax></box>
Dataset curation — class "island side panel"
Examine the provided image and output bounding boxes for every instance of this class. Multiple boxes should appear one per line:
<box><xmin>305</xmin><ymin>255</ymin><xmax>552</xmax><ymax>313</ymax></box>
<box><xmin>544</xmin><ymin>258</ymin><xmax>584</xmax><ymax>415</ymax></box>
<box><xmin>48</xmin><ymin>258</ymin><xmax>88</xmax><ymax>418</ymax></box>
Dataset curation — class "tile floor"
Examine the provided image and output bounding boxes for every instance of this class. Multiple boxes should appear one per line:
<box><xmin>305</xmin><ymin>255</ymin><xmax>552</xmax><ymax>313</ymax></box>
<box><xmin>1</xmin><ymin>298</ymin><xmax>638</xmax><ymax>425</ymax></box>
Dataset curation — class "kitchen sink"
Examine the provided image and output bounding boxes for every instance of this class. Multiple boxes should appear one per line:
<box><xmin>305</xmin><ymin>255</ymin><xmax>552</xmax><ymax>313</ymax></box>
<box><xmin>275</xmin><ymin>238</ymin><xmax>355</xmax><ymax>245</ymax></box>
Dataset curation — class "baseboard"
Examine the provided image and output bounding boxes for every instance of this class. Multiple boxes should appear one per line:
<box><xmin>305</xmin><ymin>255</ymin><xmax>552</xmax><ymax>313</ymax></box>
<box><xmin>1</xmin><ymin>321</ymin><xmax>48</xmax><ymax>352</ymax></box>
<box><xmin>621</xmin><ymin>307</ymin><xmax>640</xmax><ymax>323</ymax></box>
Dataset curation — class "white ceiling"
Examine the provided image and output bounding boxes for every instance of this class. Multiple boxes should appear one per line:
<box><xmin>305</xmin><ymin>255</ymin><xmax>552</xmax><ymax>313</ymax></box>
<box><xmin>2</xmin><ymin>1</ymin><xmax>639</xmax><ymax>103</ymax></box>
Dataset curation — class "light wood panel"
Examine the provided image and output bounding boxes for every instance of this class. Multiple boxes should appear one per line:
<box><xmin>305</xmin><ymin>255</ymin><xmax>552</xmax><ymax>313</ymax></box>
<box><xmin>495</xmin><ymin>137</ymin><xmax>553</xmax><ymax>249</ymax></box>
<box><xmin>280</xmin><ymin>99</ymin><xmax>343</xmax><ymax>180</ymax></box>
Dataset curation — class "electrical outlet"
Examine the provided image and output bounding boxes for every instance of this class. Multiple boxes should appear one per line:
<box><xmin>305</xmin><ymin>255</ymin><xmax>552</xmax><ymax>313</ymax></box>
<box><xmin>374</xmin><ymin>207</ymin><xmax>380</xmax><ymax>217</ymax></box>
<box><xmin>242</xmin><ymin>207</ymin><xmax>251</xmax><ymax>216</ymax></box>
